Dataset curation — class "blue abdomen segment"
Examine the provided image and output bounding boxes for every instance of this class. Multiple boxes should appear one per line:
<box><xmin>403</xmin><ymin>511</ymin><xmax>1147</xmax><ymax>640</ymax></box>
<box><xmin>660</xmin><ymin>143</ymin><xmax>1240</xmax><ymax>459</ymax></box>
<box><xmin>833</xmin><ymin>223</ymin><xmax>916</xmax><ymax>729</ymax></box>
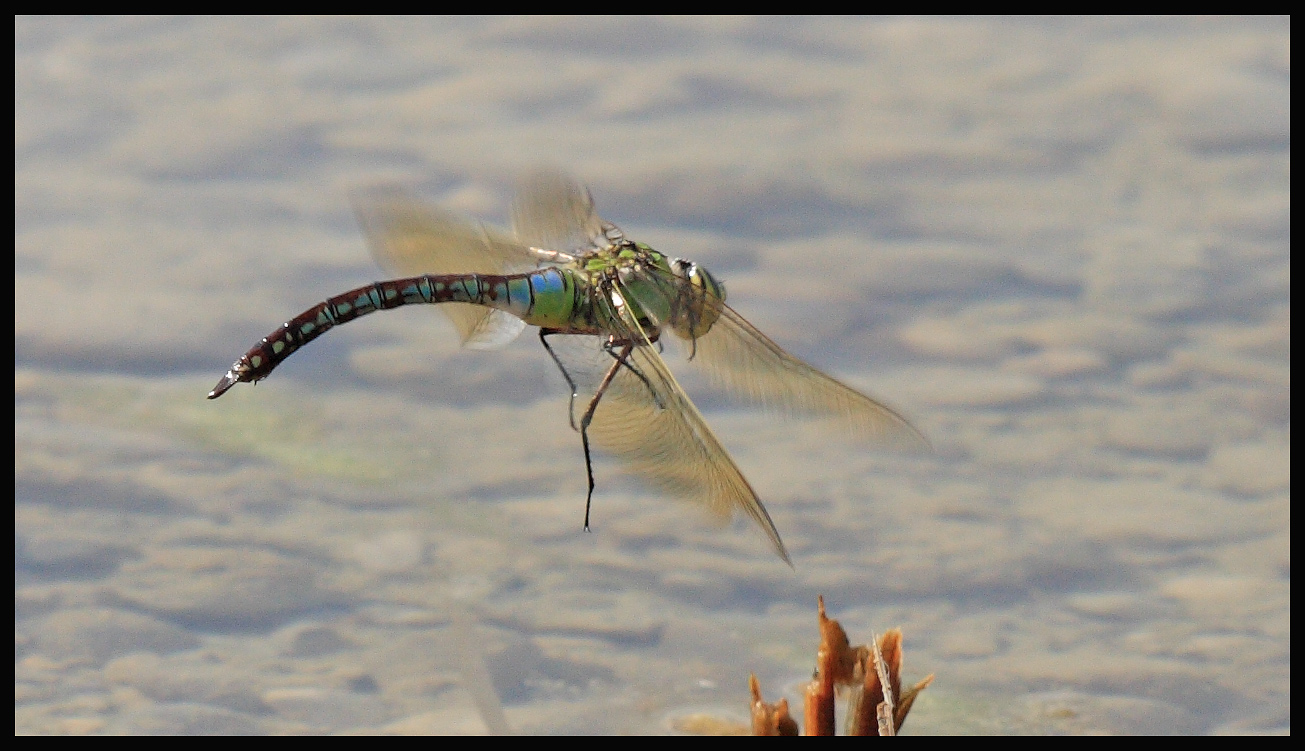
<box><xmin>208</xmin><ymin>269</ymin><xmax>589</xmax><ymax>399</ymax></box>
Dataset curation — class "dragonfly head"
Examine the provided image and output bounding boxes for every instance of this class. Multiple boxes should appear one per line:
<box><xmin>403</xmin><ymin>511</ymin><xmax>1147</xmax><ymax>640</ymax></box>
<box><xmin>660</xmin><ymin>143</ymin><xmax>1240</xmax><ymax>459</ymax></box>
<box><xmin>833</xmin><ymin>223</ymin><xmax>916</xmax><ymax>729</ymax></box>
<box><xmin>668</xmin><ymin>256</ymin><xmax>726</xmax><ymax>340</ymax></box>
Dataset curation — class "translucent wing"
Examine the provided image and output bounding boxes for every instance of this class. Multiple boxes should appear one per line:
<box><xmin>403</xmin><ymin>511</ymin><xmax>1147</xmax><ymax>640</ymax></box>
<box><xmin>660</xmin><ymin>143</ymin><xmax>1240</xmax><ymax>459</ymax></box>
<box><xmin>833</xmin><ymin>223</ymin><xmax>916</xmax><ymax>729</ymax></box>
<box><xmin>510</xmin><ymin>170</ymin><xmax>626</xmax><ymax>253</ymax></box>
<box><xmin>458</xmin><ymin>309</ymin><xmax>529</xmax><ymax>351</ymax></box>
<box><xmin>627</xmin><ymin>268</ymin><xmax>929</xmax><ymax>451</ymax></box>
<box><xmin>589</xmin><ymin>345</ymin><xmax>789</xmax><ymax>564</ymax></box>
<box><xmin>563</xmin><ymin>292</ymin><xmax>790</xmax><ymax>564</ymax></box>
<box><xmin>352</xmin><ymin>188</ymin><xmax>540</xmax><ymax>348</ymax></box>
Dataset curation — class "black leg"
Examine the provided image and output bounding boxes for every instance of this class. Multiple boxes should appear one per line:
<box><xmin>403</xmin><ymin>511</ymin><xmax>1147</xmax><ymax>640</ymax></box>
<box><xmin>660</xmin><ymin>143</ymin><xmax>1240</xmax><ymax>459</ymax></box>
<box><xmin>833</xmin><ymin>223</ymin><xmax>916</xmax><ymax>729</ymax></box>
<box><xmin>578</xmin><ymin>342</ymin><xmax>634</xmax><ymax>532</ymax></box>
<box><xmin>539</xmin><ymin>329</ymin><xmax>582</xmax><ymax>431</ymax></box>
<box><xmin>602</xmin><ymin>338</ymin><xmax>665</xmax><ymax>411</ymax></box>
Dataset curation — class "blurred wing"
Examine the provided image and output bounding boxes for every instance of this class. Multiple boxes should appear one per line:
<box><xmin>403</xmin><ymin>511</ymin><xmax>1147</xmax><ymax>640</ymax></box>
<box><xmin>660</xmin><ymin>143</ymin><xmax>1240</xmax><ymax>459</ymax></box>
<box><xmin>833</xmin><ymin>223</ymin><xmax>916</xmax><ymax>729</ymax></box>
<box><xmin>576</xmin><ymin>300</ymin><xmax>790</xmax><ymax>564</ymax></box>
<box><xmin>461</xmin><ymin>309</ymin><xmax>528</xmax><ymax>350</ymax></box>
<box><xmin>628</xmin><ymin>269</ymin><xmax>928</xmax><ymax>450</ymax></box>
<box><xmin>352</xmin><ymin>188</ymin><xmax>538</xmax><ymax>348</ymax></box>
<box><xmin>510</xmin><ymin>170</ymin><xmax>626</xmax><ymax>253</ymax></box>
<box><xmin>697</xmin><ymin>302</ymin><xmax>928</xmax><ymax>449</ymax></box>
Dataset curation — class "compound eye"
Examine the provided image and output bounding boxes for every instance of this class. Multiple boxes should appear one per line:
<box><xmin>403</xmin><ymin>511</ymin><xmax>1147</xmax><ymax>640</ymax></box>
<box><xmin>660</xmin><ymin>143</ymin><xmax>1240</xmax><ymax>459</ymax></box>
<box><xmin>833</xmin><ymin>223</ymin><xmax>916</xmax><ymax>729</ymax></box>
<box><xmin>667</xmin><ymin>259</ymin><xmax>725</xmax><ymax>340</ymax></box>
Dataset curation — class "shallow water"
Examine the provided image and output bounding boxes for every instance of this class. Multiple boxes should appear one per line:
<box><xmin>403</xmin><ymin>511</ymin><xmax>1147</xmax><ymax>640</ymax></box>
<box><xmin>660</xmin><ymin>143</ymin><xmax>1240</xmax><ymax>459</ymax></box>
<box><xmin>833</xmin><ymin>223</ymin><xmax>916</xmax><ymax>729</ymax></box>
<box><xmin>15</xmin><ymin>17</ymin><xmax>1289</xmax><ymax>734</ymax></box>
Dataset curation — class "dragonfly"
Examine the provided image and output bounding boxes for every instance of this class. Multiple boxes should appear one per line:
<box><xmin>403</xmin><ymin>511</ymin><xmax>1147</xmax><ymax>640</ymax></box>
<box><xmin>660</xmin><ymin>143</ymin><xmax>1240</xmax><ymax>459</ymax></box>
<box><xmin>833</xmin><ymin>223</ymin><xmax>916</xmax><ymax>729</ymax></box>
<box><xmin>209</xmin><ymin>172</ymin><xmax>927</xmax><ymax>564</ymax></box>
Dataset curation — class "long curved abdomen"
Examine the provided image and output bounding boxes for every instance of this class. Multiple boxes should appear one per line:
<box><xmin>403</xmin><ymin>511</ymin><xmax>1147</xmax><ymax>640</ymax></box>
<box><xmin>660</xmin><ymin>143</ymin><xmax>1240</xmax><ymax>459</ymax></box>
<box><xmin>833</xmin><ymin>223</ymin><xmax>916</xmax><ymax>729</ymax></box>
<box><xmin>208</xmin><ymin>269</ymin><xmax>582</xmax><ymax>398</ymax></box>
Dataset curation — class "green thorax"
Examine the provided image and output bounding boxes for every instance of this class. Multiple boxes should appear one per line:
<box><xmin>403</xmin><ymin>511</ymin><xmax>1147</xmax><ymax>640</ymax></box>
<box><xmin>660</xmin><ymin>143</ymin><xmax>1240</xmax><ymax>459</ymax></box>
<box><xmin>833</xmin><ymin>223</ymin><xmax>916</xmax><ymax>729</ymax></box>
<box><xmin>575</xmin><ymin>241</ymin><xmax>726</xmax><ymax>342</ymax></box>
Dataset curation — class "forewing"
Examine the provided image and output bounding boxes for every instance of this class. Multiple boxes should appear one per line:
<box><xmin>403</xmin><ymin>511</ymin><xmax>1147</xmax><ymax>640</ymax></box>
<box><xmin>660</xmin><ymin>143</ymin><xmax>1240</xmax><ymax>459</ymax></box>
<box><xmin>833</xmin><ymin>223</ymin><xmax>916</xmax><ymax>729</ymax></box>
<box><xmin>576</xmin><ymin>300</ymin><xmax>790</xmax><ymax>564</ymax></box>
<box><xmin>352</xmin><ymin>188</ymin><xmax>539</xmax><ymax>348</ymax></box>
<box><xmin>510</xmin><ymin>170</ymin><xmax>624</xmax><ymax>253</ymax></box>
<box><xmin>696</xmin><ymin>302</ymin><xmax>928</xmax><ymax>449</ymax></box>
<box><xmin>628</xmin><ymin>268</ymin><xmax>928</xmax><ymax>450</ymax></box>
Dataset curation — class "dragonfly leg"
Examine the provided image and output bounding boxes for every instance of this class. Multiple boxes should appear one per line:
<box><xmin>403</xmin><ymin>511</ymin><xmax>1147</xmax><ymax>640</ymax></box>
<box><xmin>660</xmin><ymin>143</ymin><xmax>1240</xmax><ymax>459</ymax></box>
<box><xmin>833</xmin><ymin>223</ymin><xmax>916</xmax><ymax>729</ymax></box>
<box><xmin>539</xmin><ymin>328</ymin><xmax>581</xmax><ymax>431</ymax></box>
<box><xmin>578</xmin><ymin>342</ymin><xmax>634</xmax><ymax>532</ymax></box>
<box><xmin>602</xmin><ymin>338</ymin><xmax>666</xmax><ymax>411</ymax></box>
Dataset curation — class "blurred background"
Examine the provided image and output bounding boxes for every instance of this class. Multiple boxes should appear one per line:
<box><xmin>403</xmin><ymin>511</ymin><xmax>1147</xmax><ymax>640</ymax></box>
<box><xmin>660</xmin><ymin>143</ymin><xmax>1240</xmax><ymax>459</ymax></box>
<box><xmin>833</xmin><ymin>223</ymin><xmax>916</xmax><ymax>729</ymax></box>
<box><xmin>15</xmin><ymin>17</ymin><xmax>1289</xmax><ymax>734</ymax></box>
